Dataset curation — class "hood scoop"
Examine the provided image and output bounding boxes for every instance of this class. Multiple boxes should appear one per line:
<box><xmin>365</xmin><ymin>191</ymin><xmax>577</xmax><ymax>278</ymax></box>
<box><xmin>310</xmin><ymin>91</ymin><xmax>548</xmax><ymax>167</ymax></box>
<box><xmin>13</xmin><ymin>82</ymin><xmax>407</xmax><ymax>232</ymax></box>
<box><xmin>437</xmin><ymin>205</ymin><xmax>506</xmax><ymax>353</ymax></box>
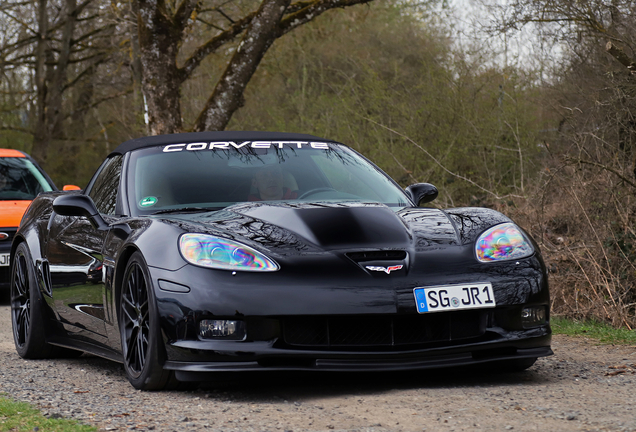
<box><xmin>346</xmin><ymin>249</ymin><xmax>409</xmax><ymax>276</ymax></box>
<box><xmin>346</xmin><ymin>250</ymin><xmax>407</xmax><ymax>262</ymax></box>
<box><xmin>232</xmin><ymin>202</ymin><xmax>411</xmax><ymax>249</ymax></box>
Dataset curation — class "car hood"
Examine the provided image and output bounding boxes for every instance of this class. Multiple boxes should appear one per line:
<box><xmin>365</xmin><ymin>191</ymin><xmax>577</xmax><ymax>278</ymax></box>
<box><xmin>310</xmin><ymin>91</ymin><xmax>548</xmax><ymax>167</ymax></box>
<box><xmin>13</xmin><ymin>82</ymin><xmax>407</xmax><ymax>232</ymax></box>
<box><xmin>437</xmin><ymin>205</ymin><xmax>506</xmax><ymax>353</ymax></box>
<box><xmin>164</xmin><ymin>201</ymin><xmax>512</xmax><ymax>254</ymax></box>
<box><xmin>0</xmin><ymin>200</ymin><xmax>31</xmax><ymax>228</ymax></box>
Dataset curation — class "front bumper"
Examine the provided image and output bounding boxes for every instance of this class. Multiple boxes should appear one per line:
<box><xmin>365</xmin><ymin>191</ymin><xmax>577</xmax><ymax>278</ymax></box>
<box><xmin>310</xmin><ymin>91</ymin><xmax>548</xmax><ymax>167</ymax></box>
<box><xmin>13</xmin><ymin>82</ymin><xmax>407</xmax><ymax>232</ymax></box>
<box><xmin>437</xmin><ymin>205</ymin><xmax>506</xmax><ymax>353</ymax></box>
<box><xmin>149</xmin><ymin>252</ymin><xmax>552</xmax><ymax>375</ymax></box>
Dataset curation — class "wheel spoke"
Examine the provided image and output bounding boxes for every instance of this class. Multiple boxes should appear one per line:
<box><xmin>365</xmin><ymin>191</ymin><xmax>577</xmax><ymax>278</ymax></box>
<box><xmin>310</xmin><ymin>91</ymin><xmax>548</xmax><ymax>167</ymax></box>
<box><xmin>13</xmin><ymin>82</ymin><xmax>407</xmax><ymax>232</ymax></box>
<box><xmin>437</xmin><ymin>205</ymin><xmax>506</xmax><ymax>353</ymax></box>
<box><xmin>121</xmin><ymin>303</ymin><xmax>136</xmax><ymax>323</ymax></box>
<box><xmin>12</xmin><ymin>290</ymin><xmax>25</xmax><ymax>303</ymax></box>
<box><xmin>127</xmin><ymin>278</ymin><xmax>137</xmax><ymax>305</ymax></box>
<box><xmin>139</xmin><ymin>309</ymin><xmax>149</xmax><ymax>323</ymax></box>
<box><xmin>23</xmin><ymin>307</ymin><xmax>30</xmax><ymax>340</ymax></box>
<box><xmin>11</xmin><ymin>251</ymin><xmax>33</xmax><ymax>348</ymax></box>
<box><xmin>16</xmin><ymin>307</ymin><xmax>27</xmax><ymax>343</ymax></box>
<box><xmin>136</xmin><ymin>333</ymin><xmax>145</xmax><ymax>367</ymax></box>
<box><xmin>14</xmin><ymin>256</ymin><xmax>27</xmax><ymax>297</ymax></box>
<box><xmin>135</xmin><ymin>267</ymin><xmax>143</xmax><ymax>304</ymax></box>
<box><xmin>123</xmin><ymin>296</ymin><xmax>136</xmax><ymax>310</ymax></box>
<box><xmin>141</xmin><ymin>331</ymin><xmax>149</xmax><ymax>358</ymax></box>
<box><xmin>125</xmin><ymin>326</ymin><xmax>138</xmax><ymax>364</ymax></box>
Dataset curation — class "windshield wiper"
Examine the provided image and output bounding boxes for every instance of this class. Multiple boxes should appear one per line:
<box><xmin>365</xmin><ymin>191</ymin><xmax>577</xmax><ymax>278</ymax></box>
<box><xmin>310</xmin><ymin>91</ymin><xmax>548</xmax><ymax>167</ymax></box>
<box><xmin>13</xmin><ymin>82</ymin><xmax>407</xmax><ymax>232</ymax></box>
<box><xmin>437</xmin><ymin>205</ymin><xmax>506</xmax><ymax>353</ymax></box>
<box><xmin>151</xmin><ymin>207</ymin><xmax>221</xmax><ymax>215</ymax></box>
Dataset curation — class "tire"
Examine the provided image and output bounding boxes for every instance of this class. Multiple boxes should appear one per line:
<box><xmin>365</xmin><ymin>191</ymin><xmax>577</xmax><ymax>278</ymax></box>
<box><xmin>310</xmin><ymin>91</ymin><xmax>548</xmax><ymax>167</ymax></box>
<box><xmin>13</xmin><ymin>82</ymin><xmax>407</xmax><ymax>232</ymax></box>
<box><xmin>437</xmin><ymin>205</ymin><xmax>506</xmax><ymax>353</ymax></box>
<box><xmin>119</xmin><ymin>251</ymin><xmax>173</xmax><ymax>390</ymax></box>
<box><xmin>504</xmin><ymin>357</ymin><xmax>538</xmax><ymax>371</ymax></box>
<box><xmin>11</xmin><ymin>242</ymin><xmax>58</xmax><ymax>358</ymax></box>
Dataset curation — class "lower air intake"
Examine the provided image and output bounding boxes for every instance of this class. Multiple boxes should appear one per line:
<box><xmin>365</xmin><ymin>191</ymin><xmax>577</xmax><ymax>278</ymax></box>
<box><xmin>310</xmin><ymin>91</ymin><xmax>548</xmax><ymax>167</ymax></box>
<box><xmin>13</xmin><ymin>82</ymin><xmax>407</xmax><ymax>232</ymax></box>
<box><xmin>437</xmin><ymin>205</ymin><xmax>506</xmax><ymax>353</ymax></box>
<box><xmin>282</xmin><ymin>311</ymin><xmax>488</xmax><ymax>348</ymax></box>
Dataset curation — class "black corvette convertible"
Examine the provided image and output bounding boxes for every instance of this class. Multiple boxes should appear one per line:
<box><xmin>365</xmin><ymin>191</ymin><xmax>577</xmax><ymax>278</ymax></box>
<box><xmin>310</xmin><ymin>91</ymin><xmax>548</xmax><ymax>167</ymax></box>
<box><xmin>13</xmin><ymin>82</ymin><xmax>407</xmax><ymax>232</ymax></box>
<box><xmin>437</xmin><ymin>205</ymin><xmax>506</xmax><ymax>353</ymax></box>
<box><xmin>10</xmin><ymin>131</ymin><xmax>551</xmax><ymax>390</ymax></box>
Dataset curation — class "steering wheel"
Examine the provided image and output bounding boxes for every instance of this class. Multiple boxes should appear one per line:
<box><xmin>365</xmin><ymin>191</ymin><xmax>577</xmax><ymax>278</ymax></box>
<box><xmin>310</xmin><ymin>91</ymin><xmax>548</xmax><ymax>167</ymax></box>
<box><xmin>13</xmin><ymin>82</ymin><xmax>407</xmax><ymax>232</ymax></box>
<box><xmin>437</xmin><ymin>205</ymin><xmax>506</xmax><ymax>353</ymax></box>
<box><xmin>298</xmin><ymin>187</ymin><xmax>337</xmax><ymax>199</ymax></box>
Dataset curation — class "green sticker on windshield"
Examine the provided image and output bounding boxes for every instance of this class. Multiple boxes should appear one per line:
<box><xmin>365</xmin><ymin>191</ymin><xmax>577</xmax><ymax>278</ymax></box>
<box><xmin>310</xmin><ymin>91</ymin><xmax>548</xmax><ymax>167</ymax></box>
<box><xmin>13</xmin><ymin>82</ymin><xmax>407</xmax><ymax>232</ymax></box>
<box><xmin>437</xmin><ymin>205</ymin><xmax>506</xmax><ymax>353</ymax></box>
<box><xmin>139</xmin><ymin>196</ymin><xmax>158</xmax><ymax>207</ymax></box>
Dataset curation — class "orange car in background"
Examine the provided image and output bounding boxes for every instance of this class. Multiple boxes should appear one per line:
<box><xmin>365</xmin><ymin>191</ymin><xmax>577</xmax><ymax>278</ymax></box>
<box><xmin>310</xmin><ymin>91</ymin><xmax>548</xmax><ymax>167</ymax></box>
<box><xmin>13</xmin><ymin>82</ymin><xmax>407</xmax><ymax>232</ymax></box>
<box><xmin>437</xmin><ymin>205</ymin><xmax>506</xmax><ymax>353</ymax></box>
<box><xmin>0</xmin><ymin>149</ymin><xmax>59</xmax><ymax>289</ymax></box>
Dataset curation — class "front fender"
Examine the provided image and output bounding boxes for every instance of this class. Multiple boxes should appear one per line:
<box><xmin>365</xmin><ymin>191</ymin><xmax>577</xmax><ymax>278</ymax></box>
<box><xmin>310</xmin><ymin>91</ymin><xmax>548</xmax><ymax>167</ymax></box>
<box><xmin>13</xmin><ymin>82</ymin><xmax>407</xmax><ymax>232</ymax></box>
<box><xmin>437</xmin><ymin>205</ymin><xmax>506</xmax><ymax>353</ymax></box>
<box><xmin>12</xmin><ymin>194</ymin><xmax>58</xmax><ymax>280</ymax></box>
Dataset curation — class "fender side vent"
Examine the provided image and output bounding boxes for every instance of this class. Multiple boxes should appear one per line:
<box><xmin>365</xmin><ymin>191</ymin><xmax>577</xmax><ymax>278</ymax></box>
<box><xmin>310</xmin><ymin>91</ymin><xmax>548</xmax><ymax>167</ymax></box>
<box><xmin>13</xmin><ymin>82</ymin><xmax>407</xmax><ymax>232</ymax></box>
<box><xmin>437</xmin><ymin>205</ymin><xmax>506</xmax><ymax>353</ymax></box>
<box><xmin>36</xmin><ymin>260</ymin><xmax>53</xmax><ymax>297</ymax></box>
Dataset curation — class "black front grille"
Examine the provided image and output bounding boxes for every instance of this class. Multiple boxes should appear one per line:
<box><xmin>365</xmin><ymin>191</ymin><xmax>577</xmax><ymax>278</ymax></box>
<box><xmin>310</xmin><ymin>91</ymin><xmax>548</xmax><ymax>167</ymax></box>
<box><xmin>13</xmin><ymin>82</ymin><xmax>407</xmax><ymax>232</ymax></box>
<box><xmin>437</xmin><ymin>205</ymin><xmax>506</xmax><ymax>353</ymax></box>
<box><xmin>346</xmin><ymin>250</ymin><xmax>407</xmax><ymax>262</ymax></box>
<box><xmin>282</xmin><ymin>311</ymin><xmax>488</xmax><ymax>348</ymax></box>
<box><xmin>0</xmin><ymin>228</ymin><xmax>17</xmax><ymax>244</ymax></box>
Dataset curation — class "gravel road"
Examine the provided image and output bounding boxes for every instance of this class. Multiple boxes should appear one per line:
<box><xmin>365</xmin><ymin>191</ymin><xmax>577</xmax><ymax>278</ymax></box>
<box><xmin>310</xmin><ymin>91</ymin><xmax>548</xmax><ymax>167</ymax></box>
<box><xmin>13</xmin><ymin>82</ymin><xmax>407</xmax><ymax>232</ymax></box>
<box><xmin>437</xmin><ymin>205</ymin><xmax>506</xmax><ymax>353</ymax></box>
<box><xmin>1</xmin><ymin>300</ymin><xmax>635</xmax><ymax>432</ymax></box>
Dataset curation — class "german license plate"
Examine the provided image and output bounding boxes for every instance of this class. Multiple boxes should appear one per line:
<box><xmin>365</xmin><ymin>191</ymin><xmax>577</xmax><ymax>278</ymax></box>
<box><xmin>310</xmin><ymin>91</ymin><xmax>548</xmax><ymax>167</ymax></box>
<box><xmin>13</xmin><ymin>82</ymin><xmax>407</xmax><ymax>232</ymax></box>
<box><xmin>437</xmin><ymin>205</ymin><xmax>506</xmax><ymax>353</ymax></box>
<box><xmin>414</xmin><ymin>282</ymin><xmax>496</xmax><ymax>313</ymax></box>
<box><xmin>0</xmin><ymin>253</ymin><xmax>9</xmax><ymax>267</ymax></box>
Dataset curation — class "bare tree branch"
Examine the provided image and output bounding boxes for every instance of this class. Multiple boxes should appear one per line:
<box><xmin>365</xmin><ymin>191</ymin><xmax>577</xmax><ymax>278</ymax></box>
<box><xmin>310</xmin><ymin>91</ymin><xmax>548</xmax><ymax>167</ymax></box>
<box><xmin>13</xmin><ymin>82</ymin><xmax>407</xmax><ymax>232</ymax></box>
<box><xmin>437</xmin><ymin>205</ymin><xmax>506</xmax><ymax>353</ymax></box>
<box><xmin>62</xmin><ymin>54</ymin><xmax>107</xmax><ymax>91</ymax></box>
<box><xmin>566</xmin><ymin>157</ymin><xmax>636</xmax><ymax>188</ymax></box>
<box><xmin>193</xmin><ymin>0</ymin><xmax>292</xmax><ymax>131</ymax></box>
<box><xmin>357</xmin><ymin>115</ymin><xmax>525</xmax><ymax>200</ymax></box>
<box><xmin>215</xmin><ymin>8</ymin><xmax>236</xmax><ymax>24</ymax></box>
<box><xmin>606</xmin><ymin>41</ymin><xmax>636</xmax><ymax>73</ymax></box>
<box><xmin>195</xmin><ymin>16</ymin><xmax>225</xmax><ymax>32</ymax></box>
<box><xmin>277</xmin><ymin>0</ymin><xmax>372</xmax><ymax>36</ymax></box>
<box><xmin>178</xmin><ymin>13</ymin><xmax>254</xmax><ymax>82</ymax></box>
<box><xmin>0</xmin><ymin>9</ymin><xmax>38</xmax><ymax>35</ymax></box>
<box><xmin>178</xmin><ymin>0</ymin><xmax>317</xmax><ymax>82</ymax></box>
<box><xmin>64</xmin><ymin>89</ymin><xmax>133</xmax><ymax>120</ymax></box>
<box><xmin>0</xmin><ymin>125</ymin><xmax>32</xmax><ymax>134</ymax></box>
<box><xmin>174</xmin><ymin>0</ymin><xmax>199</xmax><ymax>30</ymax></box>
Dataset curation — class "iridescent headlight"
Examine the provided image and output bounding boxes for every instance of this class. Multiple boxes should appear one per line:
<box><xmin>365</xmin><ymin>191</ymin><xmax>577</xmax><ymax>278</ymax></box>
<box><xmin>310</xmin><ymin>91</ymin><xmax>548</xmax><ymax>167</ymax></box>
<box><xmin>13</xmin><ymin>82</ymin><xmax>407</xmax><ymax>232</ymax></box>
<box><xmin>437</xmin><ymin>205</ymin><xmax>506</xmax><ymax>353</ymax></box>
<box><xmin>179</xmin><ymin>234</ymin><xmax>279</xmax><ymax>271</ymax></box>
<box><xmin>475</xmin><ymin>223</ymin><xmax>534</xmax><ymax>262</ymax></box>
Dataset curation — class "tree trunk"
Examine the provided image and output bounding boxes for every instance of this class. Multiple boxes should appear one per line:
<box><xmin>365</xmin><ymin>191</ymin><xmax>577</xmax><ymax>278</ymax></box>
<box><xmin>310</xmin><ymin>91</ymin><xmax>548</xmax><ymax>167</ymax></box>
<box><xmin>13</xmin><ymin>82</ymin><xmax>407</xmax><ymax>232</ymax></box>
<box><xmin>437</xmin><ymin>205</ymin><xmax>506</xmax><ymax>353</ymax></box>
<box><xmin>193</xmin><ymin>0</ymin><xmax>291</xmax><ymax>132</ymax></box>
<box><xmin>32</xmin><ymin>0</ymin><xmax>78</xmax><ymax>165</ymax></box>
<box><xmin>135</xmin><ymin>0</ymin><xmax>185</xmax><ymax>135</ymax></box>
<box><xmin>133</xmin><ymin>0</ymin><xmax>372</xmax><ymax>135</ymax></box>
<box><xmin>32</xmin><ymin>0</ymin><xmax>49</xmax><ymax>163</ymax></box>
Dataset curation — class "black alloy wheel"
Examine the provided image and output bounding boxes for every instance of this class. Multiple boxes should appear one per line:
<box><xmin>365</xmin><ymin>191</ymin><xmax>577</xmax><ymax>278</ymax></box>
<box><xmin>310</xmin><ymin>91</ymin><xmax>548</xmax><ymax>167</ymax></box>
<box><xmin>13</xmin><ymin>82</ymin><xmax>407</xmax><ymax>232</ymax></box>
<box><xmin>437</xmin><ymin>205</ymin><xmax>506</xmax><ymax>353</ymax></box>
<box><xmin>120</xmin><ymin>252</ymin><xmax>172</xmax><ymax>390</ymax></box>
<box><xmin>12</xmin><ymin>244</ymin><xmax>31</xmax><ymax>350</ymax></box>
<box><xmin>11</xmin><ymin>242</ymin><xmax>58</xmax><ymax>358</ymax></box>
<box><xmin>121</xmin><ymin>261</ymin><xmax>150</xmax><ymax>378</ymax></box>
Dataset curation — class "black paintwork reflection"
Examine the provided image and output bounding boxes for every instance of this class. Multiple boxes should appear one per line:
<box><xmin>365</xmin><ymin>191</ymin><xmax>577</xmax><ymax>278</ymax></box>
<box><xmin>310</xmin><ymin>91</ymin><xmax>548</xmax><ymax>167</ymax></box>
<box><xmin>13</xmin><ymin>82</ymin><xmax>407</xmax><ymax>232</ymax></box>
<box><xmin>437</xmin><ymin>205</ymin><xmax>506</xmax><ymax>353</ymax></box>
<box><xmin>234</xmin><ymin>202</ymin><xmax>410</xmax><ymax>248</ymax></box>
<box><xmin>445</xmin><ymin>208</ymin><xmax>511</xmax><ymax>245</ymax></box>
<box><xmin>69</xmin><ymin>303</ymin><xmax>106</xmax><ymax>320</ymax></box>
<box><xmin>156</xmin><ymin>296</ymin><xmax>195</xmax><ymax>345</ymax></box>
<box><xmin>167</xmin><ymin>203</ymin><xmax>519</xmax><ymax>257</ymax></box>
<box><xmin>101</xmin><ymin>222</ymin><xmax>135</xmax><ymax>325</ymax></box>
<box><xmin>46</xmin><ymin>214</ymin><xmax>107</xmax><ymax>337</ymax></box>
<box><xmin>485</xmin><ymin>259</ymin><xmax>545</xmax><ymax>304</ymax></box>
<box><xmin>165</xmin><ymin>201</ymin><xmax>458</xmax><ymax>255</ymax></box>
<box><xmin>185</xmin><ymin>209</ymin><xmax>314</xmax><ymax>253</ymax></box>
<box><xmin>398</xmin><ymin>208</ymin><xmax>459</xmax><ymax>249</ymax></box>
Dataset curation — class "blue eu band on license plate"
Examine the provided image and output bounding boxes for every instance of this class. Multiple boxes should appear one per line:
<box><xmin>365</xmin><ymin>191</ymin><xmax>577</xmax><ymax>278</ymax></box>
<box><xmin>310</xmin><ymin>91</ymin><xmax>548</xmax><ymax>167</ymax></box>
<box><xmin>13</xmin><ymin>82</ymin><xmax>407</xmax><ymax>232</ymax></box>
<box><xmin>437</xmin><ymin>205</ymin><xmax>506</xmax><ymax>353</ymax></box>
<box><xmin>413</xmin><ymin>283</ymin><xmax>496</xmax><ymax>313</ymax></box>
<box><xmin>0</xmin><ymin>253</ymin><xmax>9</xmax><ymax>267</ymax></box>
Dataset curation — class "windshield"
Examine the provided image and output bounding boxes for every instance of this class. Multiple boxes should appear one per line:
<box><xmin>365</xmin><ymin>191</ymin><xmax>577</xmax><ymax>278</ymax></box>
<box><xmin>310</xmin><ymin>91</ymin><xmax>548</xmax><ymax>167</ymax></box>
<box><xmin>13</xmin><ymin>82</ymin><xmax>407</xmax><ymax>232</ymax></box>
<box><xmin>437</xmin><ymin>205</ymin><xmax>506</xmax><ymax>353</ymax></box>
<box><xmin>127</xmin><ymin>142</ymin><xmax>410</xmax><ymax>215</ymax></box>
<box><xmin>0</xmin><ymin>157</ymin><xmax>53</xmax><ymax>200</ymax></box>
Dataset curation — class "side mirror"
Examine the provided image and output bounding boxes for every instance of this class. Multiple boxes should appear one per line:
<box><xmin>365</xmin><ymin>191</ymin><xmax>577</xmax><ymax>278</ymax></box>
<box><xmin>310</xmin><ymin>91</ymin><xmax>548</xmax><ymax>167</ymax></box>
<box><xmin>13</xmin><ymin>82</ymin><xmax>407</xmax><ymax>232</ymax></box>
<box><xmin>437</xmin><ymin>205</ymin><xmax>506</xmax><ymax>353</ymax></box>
<box><xmin>52</xmin><ymin>194</ymin><xmax>108</xmax><ymax>230</ymax></box>
<box><xmin>405</xmin><ymin>183</ymin><xmax>438</xmax><ymax>206</ymax></box>
<box><xmin>63</xmin><ymin>185</ymin><xmax>81</xmax><ymax>191</ymax></box>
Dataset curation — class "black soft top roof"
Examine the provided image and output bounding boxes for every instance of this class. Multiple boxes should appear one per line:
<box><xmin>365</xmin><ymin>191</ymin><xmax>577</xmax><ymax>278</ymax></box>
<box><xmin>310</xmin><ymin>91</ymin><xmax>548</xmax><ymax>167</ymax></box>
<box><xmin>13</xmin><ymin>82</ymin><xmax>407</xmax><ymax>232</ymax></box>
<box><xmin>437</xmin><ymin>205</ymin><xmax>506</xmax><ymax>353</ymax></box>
<box><xmin>109</xmin><ymin>131</ymin><xmax>333</xmax><ymax>156</ymax></box>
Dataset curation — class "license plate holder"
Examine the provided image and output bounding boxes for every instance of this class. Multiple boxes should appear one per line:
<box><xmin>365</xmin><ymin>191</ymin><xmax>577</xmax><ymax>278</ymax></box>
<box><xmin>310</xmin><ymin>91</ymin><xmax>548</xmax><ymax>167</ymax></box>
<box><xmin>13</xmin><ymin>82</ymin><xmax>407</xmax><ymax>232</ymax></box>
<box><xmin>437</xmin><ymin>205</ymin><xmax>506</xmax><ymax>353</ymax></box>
<box><xmin>414</xmin><ymin>282</ymin><xmax>496</xmax><ymax>313</ymax></box>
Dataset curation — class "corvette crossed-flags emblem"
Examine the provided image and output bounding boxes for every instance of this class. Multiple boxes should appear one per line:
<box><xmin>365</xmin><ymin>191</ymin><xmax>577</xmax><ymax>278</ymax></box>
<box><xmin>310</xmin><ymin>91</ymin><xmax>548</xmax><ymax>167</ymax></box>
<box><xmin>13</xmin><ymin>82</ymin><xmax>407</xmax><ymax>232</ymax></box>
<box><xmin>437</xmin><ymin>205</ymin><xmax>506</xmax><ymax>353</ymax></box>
<box><xmin>365</xmin><ymin>265</ymin><xmax>403</xmax><ymax>274</ymax></box>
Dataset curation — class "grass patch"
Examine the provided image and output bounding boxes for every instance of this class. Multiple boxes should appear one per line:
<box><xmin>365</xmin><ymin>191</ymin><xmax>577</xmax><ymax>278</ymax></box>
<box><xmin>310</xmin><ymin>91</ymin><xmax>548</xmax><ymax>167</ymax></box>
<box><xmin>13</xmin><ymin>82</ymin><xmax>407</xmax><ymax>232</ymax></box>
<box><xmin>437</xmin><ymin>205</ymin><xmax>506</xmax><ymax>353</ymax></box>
<box><xmin>0</xmin><ymin>396</ymin><xmax>96</xmax><ymax>432</ymax></box>
<box><xmin>552</xmin><ymin>316</ymin><xmax>636</xmax><ymax>345</ymax></box>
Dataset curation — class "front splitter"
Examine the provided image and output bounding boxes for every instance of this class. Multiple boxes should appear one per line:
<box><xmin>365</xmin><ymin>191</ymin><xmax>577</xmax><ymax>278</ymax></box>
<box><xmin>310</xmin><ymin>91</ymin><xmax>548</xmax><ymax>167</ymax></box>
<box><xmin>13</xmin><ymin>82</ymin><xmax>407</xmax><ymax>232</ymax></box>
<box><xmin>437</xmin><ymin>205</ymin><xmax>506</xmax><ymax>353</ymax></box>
<box><xmin>165</xmin><ymin>344</ymin><xmax>552</xmax><ymax>381</ymax></box>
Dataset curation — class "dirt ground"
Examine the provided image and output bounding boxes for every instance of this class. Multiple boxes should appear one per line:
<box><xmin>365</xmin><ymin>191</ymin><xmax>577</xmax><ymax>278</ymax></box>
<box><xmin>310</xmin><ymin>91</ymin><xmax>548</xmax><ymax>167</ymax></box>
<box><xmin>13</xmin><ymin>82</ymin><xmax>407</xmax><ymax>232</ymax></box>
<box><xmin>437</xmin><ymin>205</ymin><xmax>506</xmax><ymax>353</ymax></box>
<box><xmin>0</xmin><ymin>303</ymin><xmax>635</xmax><ymax>431</ymax></box>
